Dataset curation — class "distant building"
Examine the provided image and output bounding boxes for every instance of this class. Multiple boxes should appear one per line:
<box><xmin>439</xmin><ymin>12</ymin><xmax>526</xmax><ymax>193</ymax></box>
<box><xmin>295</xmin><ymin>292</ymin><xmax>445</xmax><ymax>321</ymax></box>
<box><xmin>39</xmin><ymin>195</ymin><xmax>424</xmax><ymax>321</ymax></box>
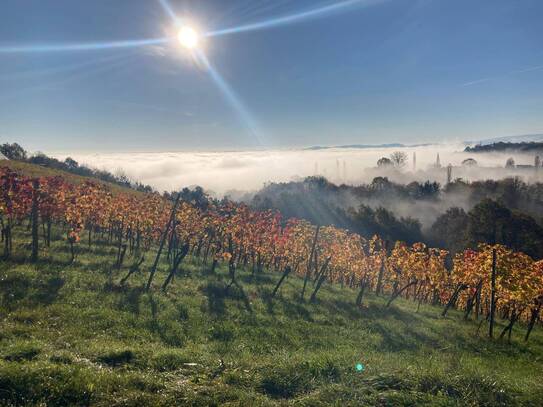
<box><xmin>0</xmin><ymin>152</ymin><xmax>8</xmax><ymax>160</ymax></box>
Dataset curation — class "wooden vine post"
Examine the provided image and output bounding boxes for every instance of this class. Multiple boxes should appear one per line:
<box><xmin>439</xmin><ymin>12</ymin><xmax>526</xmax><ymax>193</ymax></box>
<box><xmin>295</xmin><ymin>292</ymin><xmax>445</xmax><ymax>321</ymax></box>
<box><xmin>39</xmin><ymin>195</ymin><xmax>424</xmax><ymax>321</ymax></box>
<box><xmin>30</xmin><ymin>178</ymin><xmax>39</xmax><ymax>262</ymax></box>
<box><xmin>301</xmin><ymin>225</ymin><xmax>319</xmax><ymax>301</ymax></box>
<box><xmin>489</xmin><ymin>248</ymin><xmax>497</xmax><ymax>338</ymax></box>
<box><xmin>146</xmin><ymin>192</ymin><xmax>181</xmax><ymax>291</ymax></box>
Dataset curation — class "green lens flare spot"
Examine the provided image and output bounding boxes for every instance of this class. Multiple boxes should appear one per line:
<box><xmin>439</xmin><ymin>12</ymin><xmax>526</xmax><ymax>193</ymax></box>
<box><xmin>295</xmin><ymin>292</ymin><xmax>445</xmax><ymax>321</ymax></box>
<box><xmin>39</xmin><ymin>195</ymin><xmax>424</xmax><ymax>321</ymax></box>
<box><xmin>356</xmin><ymin>363</ymin><xmax>365</xmax><ymax>372</ymax></box>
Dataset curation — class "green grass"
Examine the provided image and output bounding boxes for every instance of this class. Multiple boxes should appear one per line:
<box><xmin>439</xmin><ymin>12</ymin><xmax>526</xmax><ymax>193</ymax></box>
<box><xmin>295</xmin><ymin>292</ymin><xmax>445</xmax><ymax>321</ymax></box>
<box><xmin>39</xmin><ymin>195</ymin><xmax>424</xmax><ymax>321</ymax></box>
<box><xmin>1</xmin><ymin>227</ymin><xmax>543</xmax><ymax>406</ymax></box>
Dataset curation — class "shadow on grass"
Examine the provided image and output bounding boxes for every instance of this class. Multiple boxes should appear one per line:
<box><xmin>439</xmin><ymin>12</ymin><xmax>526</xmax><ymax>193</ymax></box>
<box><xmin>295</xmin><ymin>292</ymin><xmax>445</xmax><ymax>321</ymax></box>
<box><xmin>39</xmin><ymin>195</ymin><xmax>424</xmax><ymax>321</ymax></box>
<box><xmin>201</xmin><ymin>281</ymin><xmax>227</xmax><ymax>316</ymax></box>
<box><xmin>0</xmin><ymin>274</ymin><xmax>31</xmax><ymax>309</ymax></box>
<box><xmin>370</xmin><ymin>313</ymin><xmax>446</xmax><ymax>352</ymax></box>
<box><xmin>116</xmin><ymin>286</ymin><xmax>145</xmax><ymax>315</ymax></box>
<box><xmin>361</xmin><ymin>302</ymin><xmax>421</xmax><ymax>325</ymax></box>
<box><xmin>145</xmin><ymin>293</ymin><xmax>185</xmax><ymax>347</ymax></box>
<box><xmin>48</xmin><ymin>242</ymin><xmax>116</xmax><ymax>258</ymax></box>
<box><xmin>0</xmin><ymin>255</ymin><xmax>68</xmax><ymax>272</ymax></box>
<box><xmin>371</xmin><ymin>322</ymin><xmax>426</xmax><ymax>352</ymax></box>
<box><xmin>30</xmin><ymin>275</ymin><xmax>65</xmax><ymax>306</ymax></box>
<box><xmin>278</xmin><ymin>298</ymin><xmax>313</xmax><ymax>322</ymax></box>
<box><xmin>200</xmin><ymin>279</ymin><xmax>254</xmax><ymax>315</ymax></box>
<box><xmin>230</xmin><ymin>280</ymin><xmax>253</xmax><ymax>314</ymax></box>
<box><xmin>0</xmin><ymin>271</ymin><xmax>64</xmax><ymax>309</ymax></box>
<box><xmin>239</xmin><ymin>272</ymin><xmax>275</xmax><ymax>286</ymax></box>
<box><xmin>256</xmin><ymin>286</ymin><xmax>277</xmax><ymax>315</ymax></box>
<box><xmin>325</xmin><ymin>298</ymin><xmax>363</xmax><ymax>320</ymax></box>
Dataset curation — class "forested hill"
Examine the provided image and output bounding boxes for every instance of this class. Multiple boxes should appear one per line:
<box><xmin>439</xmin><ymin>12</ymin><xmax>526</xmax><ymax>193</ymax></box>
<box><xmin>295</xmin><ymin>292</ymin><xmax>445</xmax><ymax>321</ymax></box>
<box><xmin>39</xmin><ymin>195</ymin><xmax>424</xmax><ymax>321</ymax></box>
<box><xmin>250</xmin><ymin>176</ymin><xmax>543</xmax><ymax>259</ymax></box>
<box><xmin>465</xmin><ymin>142</ymin><xmax>543</xmax><ymax>153</ymax></box>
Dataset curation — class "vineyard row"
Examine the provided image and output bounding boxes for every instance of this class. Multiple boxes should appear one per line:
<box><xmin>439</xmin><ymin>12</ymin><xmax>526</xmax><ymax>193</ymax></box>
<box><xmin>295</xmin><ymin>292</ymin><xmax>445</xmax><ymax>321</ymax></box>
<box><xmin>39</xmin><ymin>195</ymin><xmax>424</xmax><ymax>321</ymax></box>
<box><xmin>1</xmin><ymin>167</ymin><xmax>542</xmax><ymax>342</ymax></box>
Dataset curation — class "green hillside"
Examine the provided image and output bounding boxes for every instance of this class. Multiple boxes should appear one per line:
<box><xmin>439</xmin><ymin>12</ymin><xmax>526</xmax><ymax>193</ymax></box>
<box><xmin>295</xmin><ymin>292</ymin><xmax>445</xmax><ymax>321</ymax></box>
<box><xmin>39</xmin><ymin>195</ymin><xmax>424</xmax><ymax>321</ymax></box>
<box><xmin>1</xmin><ymin>225</ymin><xmax>542</xmax><ymax>406</ymax></box>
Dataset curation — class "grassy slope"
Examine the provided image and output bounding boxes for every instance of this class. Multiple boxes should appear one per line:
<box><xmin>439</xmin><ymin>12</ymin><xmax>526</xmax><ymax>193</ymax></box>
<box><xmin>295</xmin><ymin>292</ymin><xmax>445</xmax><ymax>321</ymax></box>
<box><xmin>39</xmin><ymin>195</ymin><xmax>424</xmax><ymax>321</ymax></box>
<box><xmin>1</xmin><ymin>226</ymin><xmax>542</xmax><ymax>407</ymax></box>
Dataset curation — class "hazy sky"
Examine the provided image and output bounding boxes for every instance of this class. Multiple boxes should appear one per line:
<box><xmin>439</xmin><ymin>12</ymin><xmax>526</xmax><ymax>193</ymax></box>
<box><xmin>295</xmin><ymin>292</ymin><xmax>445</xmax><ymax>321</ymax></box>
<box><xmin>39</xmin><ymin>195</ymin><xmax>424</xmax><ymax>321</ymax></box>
<box><xmin>1</xmin><ymin>0</ymin><xmax>542</xmax><ymax>152</ymax></box>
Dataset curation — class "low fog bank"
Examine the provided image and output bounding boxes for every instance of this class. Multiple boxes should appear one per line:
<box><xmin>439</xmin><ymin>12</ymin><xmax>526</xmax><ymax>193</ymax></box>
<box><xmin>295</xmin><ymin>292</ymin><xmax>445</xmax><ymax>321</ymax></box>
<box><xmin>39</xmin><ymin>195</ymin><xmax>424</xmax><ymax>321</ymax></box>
<box><xmin>251</xmin><ymin>174</ymin><xmax>543</xmax><ymax>231</ymax></box>
<box><xmin>53</xmin><ymin>144</ymin><xmax>543</xmax><ymax>197</ymax></box>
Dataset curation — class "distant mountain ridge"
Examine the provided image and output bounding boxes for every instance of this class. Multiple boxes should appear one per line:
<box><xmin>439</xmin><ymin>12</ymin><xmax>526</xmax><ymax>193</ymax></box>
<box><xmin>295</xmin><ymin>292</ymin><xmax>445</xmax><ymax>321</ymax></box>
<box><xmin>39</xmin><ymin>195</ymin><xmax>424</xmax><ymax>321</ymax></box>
<box><xmin>305</xmin><ymin>133</ymin><xmax>543</xmax><ymax>151</ymax></box>
<box><xmin>304</xmin><ymin>143</ymin><xmax>434</xmax><ymax>150</ymax></box>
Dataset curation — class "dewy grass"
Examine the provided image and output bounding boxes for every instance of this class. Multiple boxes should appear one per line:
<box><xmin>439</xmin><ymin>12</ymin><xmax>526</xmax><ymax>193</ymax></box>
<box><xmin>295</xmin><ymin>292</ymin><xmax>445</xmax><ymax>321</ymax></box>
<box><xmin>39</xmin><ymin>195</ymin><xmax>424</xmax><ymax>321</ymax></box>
<box><xmin>0</xmin><ymin>227</ymin><xmax>542</xmax><ymax>406</ymax></box>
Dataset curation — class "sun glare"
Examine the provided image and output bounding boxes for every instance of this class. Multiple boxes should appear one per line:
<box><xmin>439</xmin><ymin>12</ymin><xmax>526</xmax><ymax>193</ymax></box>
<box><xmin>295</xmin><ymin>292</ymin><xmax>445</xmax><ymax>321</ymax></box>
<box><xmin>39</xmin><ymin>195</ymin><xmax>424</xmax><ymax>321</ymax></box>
<box><xmin>178</xmin><ymin>26</ymin><xmax>199</xmax><ymax>49</ymax></box>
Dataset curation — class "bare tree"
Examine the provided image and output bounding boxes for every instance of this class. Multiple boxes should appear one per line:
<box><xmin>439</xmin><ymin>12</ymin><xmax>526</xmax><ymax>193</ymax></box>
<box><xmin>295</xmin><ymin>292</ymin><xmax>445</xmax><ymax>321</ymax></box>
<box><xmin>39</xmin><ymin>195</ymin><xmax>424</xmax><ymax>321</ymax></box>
<box><xmin>389</xmin><ymin>151</ymin><xmax>408</xmax><ymax>168</ymax></box>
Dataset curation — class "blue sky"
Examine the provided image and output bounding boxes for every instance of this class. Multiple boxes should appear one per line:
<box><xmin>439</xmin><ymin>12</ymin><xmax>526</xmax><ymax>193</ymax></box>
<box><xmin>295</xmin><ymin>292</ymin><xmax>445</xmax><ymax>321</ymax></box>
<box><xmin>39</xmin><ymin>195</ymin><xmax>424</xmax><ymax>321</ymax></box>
<box><xmin>0</xmin><ymin>0</ymin><xmax>542</xmax><ymax>152</ymax></box>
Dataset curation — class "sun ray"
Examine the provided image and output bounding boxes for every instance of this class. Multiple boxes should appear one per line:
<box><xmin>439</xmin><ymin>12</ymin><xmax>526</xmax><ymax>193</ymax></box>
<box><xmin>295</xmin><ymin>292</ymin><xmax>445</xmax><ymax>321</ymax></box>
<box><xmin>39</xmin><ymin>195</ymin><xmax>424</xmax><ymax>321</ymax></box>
<box><xmin>0</xmin><ymin>52</ymin><xmax>135</xmax><ymax>81</ymax></box>
<box><xmin>0</xmin><ymin>53</ymin><xmax>136</xmax><ymax>103</ymax></box>
<box><xmin>195</xmin><ymin>49</ymin><xmax>265</xmax><ymax>145</ymax></box>
<box><xmin>205</xmin><ymin>0</ymin><xmax>384</xmax><ymax>37</ymax></box>
<box><xmin>461</xmin><ymin>64</ymin><xmax>543</xmax><ymax>87</ymax></box>
<box><xmin>0</xmin><ymin>37</ymin><xmax>171</xmax><ymax>54</ymax></box>
<box><xmin>157</xmin><ymin>0</ymin><xmax>180</xmax><ymax>25</ymax></box>
<box><xmin>235</xmin><ymin>0</ymin><xmax>294</xmax><ymax>24</ymax></box>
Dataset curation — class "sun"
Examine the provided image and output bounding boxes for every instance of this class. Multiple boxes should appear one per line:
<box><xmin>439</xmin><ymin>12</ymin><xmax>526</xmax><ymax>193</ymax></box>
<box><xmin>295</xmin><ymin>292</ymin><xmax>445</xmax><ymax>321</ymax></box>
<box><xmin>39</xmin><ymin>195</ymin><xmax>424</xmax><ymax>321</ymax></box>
<box><xmin>177</xmin><ymin>26</ymin><xmax>199</xmax><ymax>49</ymax></box>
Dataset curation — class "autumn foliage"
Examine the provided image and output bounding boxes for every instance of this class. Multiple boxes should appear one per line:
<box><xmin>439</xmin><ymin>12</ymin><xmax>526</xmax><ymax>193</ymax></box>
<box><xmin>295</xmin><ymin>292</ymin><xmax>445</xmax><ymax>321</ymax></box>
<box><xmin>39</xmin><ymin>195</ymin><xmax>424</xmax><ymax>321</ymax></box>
<box><xmin>1</xmin><ymin>166</ymin><xmax>542</xmax><ymax>341</ymax></box>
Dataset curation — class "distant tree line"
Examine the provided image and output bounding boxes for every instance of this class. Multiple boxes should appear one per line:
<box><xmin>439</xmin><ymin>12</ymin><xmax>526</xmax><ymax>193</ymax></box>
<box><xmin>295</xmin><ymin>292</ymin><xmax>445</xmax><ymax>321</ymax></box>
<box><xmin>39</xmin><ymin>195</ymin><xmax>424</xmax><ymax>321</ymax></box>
<box><xmin>465</xmin><ymin>141</ymin><xmax>543</xmax><ymax>153</ymax></box>
<box><xmin>163</xmin><ymin>186</ymin><xmax>211</xmax><ymax>210</ymax></box>
<box><xmin>0</xmin><ymin>142</ymin><xmax>27</xmax><ymax>160</ymax></box>
<box><xmin>0</xmin><ymin>142</ymin><xmax>154</xmax><ymax>193</ymax></box>
<box><xmin>429</xmin><ymin>199</ymin><xmax>543</xmax><ymax>259</ymax></box>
